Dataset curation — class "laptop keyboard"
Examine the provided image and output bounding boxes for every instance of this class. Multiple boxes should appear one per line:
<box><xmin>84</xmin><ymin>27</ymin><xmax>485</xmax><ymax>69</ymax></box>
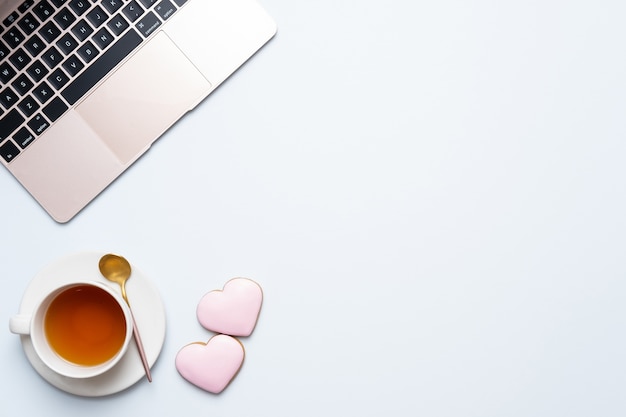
<box><xmin>0</xmin><ymin>0</ymin><xmax>188</xmax><ymax>163</ymax></box>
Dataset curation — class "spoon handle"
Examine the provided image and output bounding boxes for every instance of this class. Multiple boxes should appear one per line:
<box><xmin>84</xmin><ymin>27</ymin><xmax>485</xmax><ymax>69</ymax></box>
<box><xmin>129</xmin><ymin>308</ymin><xmax>152</xmax><ymax>382</ymax></box>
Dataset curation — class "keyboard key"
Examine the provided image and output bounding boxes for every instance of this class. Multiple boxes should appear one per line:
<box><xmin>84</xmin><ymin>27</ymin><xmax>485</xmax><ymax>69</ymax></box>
<box><xmin>34</xmin><ymin>1</ymin><xmax>55</xmax><ymax>21</ymax></box>
<box><xmin>51</xmin><ymin>0</ymin><xmax>69</xmax><ymax>6</ymax></box>
<box><xmin>25</xmin><ymin>34</ymin><xmax>46</xmax><ymax>57</ymax></box>
<box><xmin>72</xmin><ymin>20</ymin><xmax>94</xmax><ymax>42</ymax></box>
<box><xmin>12</xmin><ymin>74</ymin><xmax>34</xmax><ymax>95</ymax></box>
<box><xmin>39</xmin><ymin>21</ymin><xmax>62</xmax><ymax>43</ymax></box>
<box><xmin>107</xmin><ymin>14</ymin><xmax>129</xmax><ymax>36</ymax></box>
<box><xmin>86</xmin><ymin>6</ymin><xmax>108</xmax><ymax>28</ymax></box>
<box><xmin>123</xmin><ymin>1</ymin><xmax>145</xmax><ymax>23</ymax></box>
<box><xmin>155</xmin><ymin>0</ymin><xmax>176</xmax><ymax>20</ymax></box>
<box><xmin>0</xmin><ymin>109</ymin><xmax>26</xmax><ymax>141</ymax></box>
<box><xmin>54</xmin><ymin>7</ymin><xmax>77</xmax><ymax>30</ymax></box>
<box><xmin>77</xmin><ymin>40</ymin><xmax>99</xmax><ymax>63</ymax></box>
<box><xmin>27</xmin><ymin>113</ymin><xmax>50</xmax><ymax>136</ymax></box>
<box><xmin>92</xmin><ymin>27</ymin><xmax>114</xmax><ymax>49</ymax></box>
<box><xmin>69</xmin><ymin>0</ymin><xmax>90</xmax><ymax>16</ymax></box>
<box><xmin>138</xmin><ymin>0</ymin><xmax>157</xmax><ymax>7</ymax></box>
<box><xmin>18</xmin><ymin>95</ymin><xmax>39</xmax><ymax>117</ymax></box>
<box><xmin>57</xmin><ymin>33</ymin><xmax>79</xmax><ymax>55</ymax></box>
<box><xmin>42</xmin><ymin>46</ymin><xmax>63</xmax><ymax>68</ymax></box>
<box><xmin>3</xmin><ymin>12</ymin><xmax>19</xmax><ymax>28</ymax></box>
<box><xmin>26</xmin><ymin>60</ymin><xmax>49</xmax><ymax>82</ymax></box>
<box><xmin>17</xmin><ymin>13</ymin><xmax>40</xmax><ymax>35</ymax></box>
<box><xmin>62</xmin><ymin>29</ymin><xmax>142</xmax><ymax>105</ymax></box>
<box><xmin>136</xmin><ymin>11</ymin><xmax>160</xmax><ymax>37</ymax></box>
<box><xmin>13</xmin><ymin>126</ymin><xmax>35</xmax><ymax>149</ymax></box>
<box><xmin>3</xmin><ymin>28</ymin><xmax>25</xmax><ymax>48</ymax></box>
<box><xmin>102</xmin><ymin>0</ymin><xmax>123</xmax><ymax>14</ymax></box>
<box><xmin>62</xmin><ymin>54</ymin><xmax>84</xmax><ymax>76</ymax></box>
<box><xmin>0</xmin><ymin>140</ymin><xmax>20</xmax><ymax>163</ymax></box>
<box><xmin>0</xmin><ymin>87</ymin><xmax>19</xmax><ymax>109</ymax></box>
<box><xmin>173</xmin><ymin>0</ymin><xmax>188</xmax><ymax>6</ymax></box>
<box><xmin>9</xmin><ymin>48</ymin><xmax>32</xmax><ymax>70</ymax></box>
<box><xmin>48</xmin><ymin>68</ymin><xmax>70</xmax><ymax>90</ymax></box>
<box><xmin>0</xmin><ymin>63</ymin><xmax>17</xmax><ymax>84</ymax></box>
<box><xmin>33</xmin><ymin>81</ymin><xmax>54</xmax><ymax>104</ymax></box>
<box><xmin>18</xmin><ymin>0</ymin><xmax>35</xmax><ymax>14</ymax></box>
<box><xmin>0</xmin><ymin>41</ymin><xmax>9</xmax><ymax>60</ymax></box>
<box><xmin>43</xmin><ymin>97</ymin><xmax>68</xmax><ymax>122</ymax></box>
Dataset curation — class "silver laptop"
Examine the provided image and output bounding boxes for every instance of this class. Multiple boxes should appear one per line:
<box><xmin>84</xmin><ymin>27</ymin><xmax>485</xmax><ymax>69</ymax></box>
<box><xmin>0</xmin><ymin>0</ymin><xmax>276</xmax><ymax>222</ymax></box>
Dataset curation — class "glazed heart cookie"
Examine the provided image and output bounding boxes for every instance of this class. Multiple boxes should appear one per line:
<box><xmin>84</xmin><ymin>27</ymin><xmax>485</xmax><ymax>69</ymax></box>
<box><xmin>175</xmin><ymin>334</ymin><xmax>245</xmax><ymax>394</ymax></box>
<box><xmin>196</xmin><ymin>278</ymin><xmax>263</xmax><ymax>337</ymax></box>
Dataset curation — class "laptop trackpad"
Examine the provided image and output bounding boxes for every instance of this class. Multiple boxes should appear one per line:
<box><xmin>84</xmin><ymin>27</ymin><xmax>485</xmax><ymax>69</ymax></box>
<box><xmin>76</xmin><ymin>32</ymin><xmax>211</xmax><ymax>164</ymax></box>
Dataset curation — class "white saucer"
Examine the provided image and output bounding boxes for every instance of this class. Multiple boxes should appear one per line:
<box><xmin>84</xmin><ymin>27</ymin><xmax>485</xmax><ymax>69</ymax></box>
<box><xmin>14</xmin><ymin>252</ymin><xmax>166</xmax><ymax>397</ymax></box>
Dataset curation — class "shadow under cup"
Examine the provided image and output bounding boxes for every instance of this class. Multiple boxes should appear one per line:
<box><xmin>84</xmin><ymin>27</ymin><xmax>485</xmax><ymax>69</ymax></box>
<box><xmin>11</xmin><ymin>281</ymin><xmax>132</xmax><ymax>379</ymax></box>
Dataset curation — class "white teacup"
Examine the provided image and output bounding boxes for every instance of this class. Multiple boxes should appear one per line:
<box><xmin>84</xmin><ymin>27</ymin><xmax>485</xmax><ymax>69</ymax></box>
<box><xmin>9</xmin><ymin>281</ymin><xmax>133</xmax><ymax>379</ymax></box>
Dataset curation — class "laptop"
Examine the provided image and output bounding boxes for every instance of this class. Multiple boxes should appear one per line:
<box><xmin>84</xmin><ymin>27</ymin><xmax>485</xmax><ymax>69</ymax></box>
<box><xmin>0</xmin><ymin>0</ymin><xmax>276</xmax><ymax>222</ymax></box>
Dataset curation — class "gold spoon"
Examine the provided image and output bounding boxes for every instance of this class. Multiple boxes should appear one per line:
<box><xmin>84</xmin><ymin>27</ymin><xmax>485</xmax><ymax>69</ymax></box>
<box><xmin>99</xmin><ymin>254</ymin><xmax>152</xmax><ymax>382</ymax></box>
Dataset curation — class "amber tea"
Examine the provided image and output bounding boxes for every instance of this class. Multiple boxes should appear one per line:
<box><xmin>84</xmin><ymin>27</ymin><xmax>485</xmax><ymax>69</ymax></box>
<box><xmin>44</xmin><ymin>284</ymin><xmax>127</xmax><ymax>366</ymax></box>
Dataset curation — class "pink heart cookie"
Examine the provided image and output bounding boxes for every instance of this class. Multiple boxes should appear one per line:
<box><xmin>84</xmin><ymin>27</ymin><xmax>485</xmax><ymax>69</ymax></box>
<box><xmin>196</xmin><ymin>278</ymin><xmax>263</xmax><ymax>337</ymax></box>
<box><xmin>175</xmin><ymin>334</ymin><xmax>245</xmax><ymax>394</ymax></box>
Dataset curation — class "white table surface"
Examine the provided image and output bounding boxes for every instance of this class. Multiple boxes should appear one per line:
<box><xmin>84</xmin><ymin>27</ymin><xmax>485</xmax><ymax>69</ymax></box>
<box><xmin>3</xmin><ymin>1</ymin><xmax>626</xmax><ymax>415</ymax></box>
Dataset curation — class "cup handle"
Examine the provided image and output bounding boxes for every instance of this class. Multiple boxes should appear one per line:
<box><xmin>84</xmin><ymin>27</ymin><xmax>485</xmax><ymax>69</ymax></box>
<box><xmin>9</xmin><ymin>315</ymin><xmax>31</xmax><ymax>335</ymax></box>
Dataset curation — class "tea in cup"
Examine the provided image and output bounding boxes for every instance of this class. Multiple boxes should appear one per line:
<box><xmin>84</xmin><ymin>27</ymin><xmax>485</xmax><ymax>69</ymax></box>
<box><xmin>9</xmin><ymin>281</ymin><xmax>133</xmax><ymax>379</ymax></box>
